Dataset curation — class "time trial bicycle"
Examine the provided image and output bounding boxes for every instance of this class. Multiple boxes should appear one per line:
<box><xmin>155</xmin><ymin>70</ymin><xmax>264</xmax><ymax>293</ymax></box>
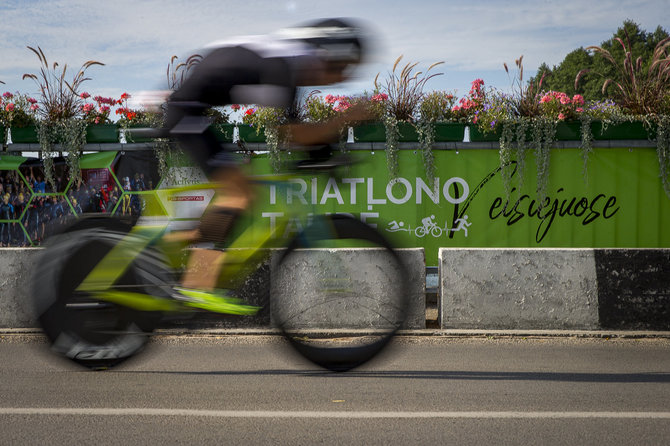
<box><xmin>32</xmin><ymin>142</ymin><xmax>409</xmax><ymax>372</ymax></box>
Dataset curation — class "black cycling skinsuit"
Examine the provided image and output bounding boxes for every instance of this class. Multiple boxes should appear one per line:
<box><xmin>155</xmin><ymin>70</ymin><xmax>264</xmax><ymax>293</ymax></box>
<box><xmin>166</xmin><ymin>41</ymin><xmax>307</xmax><ymax>174</ymax></box>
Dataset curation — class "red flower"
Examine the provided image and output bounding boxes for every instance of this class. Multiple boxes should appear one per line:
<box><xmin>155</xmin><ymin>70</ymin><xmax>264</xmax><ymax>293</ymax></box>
<box><xmin>120</xmin><ymin>92</ymin><xmax>130</xmax><ymax>100</ymax></box>
<box><xmin>80</xmin><ymin>92</ymin><xmax>90</xmax><ymax>99</ymax></box>
<box><xmin>231</xmin><ymin>104</ymin><xmax>241</xmax><ymax>111</ymax></box>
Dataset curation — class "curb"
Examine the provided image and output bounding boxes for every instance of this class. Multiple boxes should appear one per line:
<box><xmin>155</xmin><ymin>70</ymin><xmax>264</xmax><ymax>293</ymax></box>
<box><xmin>3</xmin><ymin>328</ymin><xmax>670</xmax><ymax>339</ymax></box>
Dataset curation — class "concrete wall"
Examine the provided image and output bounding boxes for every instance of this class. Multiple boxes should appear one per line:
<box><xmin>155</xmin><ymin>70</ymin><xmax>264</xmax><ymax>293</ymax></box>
<box><xmin>0</xmin><ymin>248</ymin><xmax>425</xmax><ymax>330</ymax></box>
<box><xmin>439</xmin><ymin>248</ymin><xmax>670</xmax><ymax>330</ymax></box>
<box><xmin>439</xmin><ymin>249</ymin><xmax>599</xmax><ymax>330</ymax></box>
<box><xmin>272</xmin><ymin>248</ymin><xmax>425</xmax><ymax>330</ymax></box>
<box><xmin>0</xmin><ymin>248</ymin><xmax>42</xmax><ymax>328</ymax></box>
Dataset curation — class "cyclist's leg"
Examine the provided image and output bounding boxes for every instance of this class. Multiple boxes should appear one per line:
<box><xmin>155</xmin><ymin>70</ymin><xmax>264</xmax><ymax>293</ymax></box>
<box><xmin>169</xmin><ymin>125</ymin><xmax>254</xmax><ymax>291</ymax></box>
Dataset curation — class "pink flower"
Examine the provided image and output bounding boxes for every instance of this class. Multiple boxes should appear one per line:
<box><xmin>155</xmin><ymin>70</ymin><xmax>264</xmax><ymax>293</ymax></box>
<box><xmin>30</xmin><ymin>104</ymin><xmax>39</xmax><ymax>111</ymax></box>
<box><xmin>325</xmin><ymin>94</ymin><xmax>336</xmax><ymax>104</ymax></box>
<box><xmin>559</xmin><ymin>96</ymin><xmax>571</xmax><ymax>105</ymax></box>
<box><xmin>2</xmin><ymin>92</ymin><xmax>13</xmax><ymax>99</ymax></box>
<box><xmin>451</xmin><ymin>105</ymin><xmax>461</xmax><ymax>112</ymax></box>
<box><xmin>576</xmin><ymin>107</ymin><xmax>584</xmax><ymax>113</ymax></box>
<box><xmin>80</xmin><ymin>92</ymin><xmax>90</xmax><ymax>99</ymax></box>
<box><xmin>371</xmin><ymin>93</ymin><xmax>388</xmax><ymax>103</ymax></box>
<box><xmin>82</xmin><ymin>103</ymin><xmax>95</xmax><ymax>113</ymax></box>
<box><xmin>540</xmin><ymin>95</ymin><xmax>552</xmax><ymax>104</ymax></box>
<box><xmin>231</xmin><ymin>104</ymin><xmax>241</xmax><ymax>111</ymax></box>
<box><xmin>558</xmin><ymin>113</ymin><xmax>566</xmax><ymax>120</ymax></box>
<box><xmin>94</xmin><ymin>117</ymin><xmax>101</xmax><ymax>124</ymax></box>
<box><xmin>100</xmin><ymin>105</ymin><xmax>110</xmax><ymax>113</ymax></box>
<box><xmin>572</xmin><ymin>94</ymin><xmax>585</xmax><ymax>105</ymax></box>
<box><xmin>27</xmin><ymin>97</ymin><xmax>37</xmax><ymax>104</ymax></box>
<box><xmin>5</xmin><ymin>103</ymin><xmax>15</xmax><ymax>112</ymax></box>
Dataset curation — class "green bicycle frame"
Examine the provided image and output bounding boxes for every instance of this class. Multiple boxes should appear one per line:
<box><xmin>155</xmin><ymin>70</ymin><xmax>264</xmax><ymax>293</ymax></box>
<box><xmin>74</xmin><ymin>173</ymin><xmax>325</xmax><ymax>312</ymax></box>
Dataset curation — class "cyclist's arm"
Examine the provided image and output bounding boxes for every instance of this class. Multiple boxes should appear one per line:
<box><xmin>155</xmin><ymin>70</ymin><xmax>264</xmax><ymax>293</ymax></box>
<box><xmin>284</xmin><ymin>101</ymin><xmax>373</xmax><ymax>146</ymax></box>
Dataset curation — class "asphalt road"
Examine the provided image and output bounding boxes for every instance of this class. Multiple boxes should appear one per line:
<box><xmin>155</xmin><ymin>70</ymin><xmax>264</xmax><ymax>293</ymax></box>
<box><xmin>1</xmin><ymin>334</ymin><xmax>669</xmax><ymax>445</ymax></box>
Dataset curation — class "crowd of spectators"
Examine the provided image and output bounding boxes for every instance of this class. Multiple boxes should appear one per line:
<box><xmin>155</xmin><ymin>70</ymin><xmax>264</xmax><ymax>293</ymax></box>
<box><xmin>0</xmin><ymin>170</ymin><xmax>33</xmax><ymax>246</ymax></box>
<box><xmin>0</xmin><ymin>167</ymin><xmax>155</xmax><ymax>246</ymax></box>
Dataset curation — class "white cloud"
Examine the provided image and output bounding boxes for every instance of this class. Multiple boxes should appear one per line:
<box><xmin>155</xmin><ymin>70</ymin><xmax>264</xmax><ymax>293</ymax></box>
<box><xmin>1</xmin><ymin>0</ymin><xmax>669</xmax><ymax>98</ymax></box>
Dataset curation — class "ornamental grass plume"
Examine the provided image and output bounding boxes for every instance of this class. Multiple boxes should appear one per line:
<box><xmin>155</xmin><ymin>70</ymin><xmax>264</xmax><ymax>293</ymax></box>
<box><xmin>166</xmin><ymin>54</ymin><xmax>202</xmax><ymax>90</ymax></box>
<box><xmin>374</xmin><ymin>55</ymin><xmax>444</xmax><ymax>121</ymax></box>
<box><xmin>575</xmin><ymin>33</ymin><xmax>670</xmax><ymax>115</ymax></box>
<box><xmin>22</xmin><ymin>46</ymin><xmax>104</xmax><ymax>121</ymax></box>
<box><xmin>504</xmin><ymin>55</ymin><xmax>546</xmax><ymax>118</ymax></box>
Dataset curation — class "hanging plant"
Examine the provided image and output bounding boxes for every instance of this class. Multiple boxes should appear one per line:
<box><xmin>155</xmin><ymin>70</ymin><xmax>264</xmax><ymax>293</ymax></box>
<box><xmin>35</xmin><ymin>120</ymin><xmax>59</xmax><ymax>190</ymax></box>
<box><xmin>513</xmin><ymin>117</ymin><xmax>530</xmax><ymax>194</ymax></box>
<box><xmin>243</xmin><ymin>106</ymin><xmax>289</xmax><ymax>172</ymax></box>
<box><xmin>417</xmin><ymin>91</ymin><xmax>459</xmax><ymax>183</ymax></box>
<box><xmin>416</xmin><ymin>120</ymin><xmax>436</xmax><ymax>183</ymax></box>
<box><xmin>498</xmin><ymin>120</ymin><xmax>516</xmax><ymax>196</ymax></box>
<box><xmin>531</xmin><ymin>117</ymin><xmax>557</xmax><ymax>207</ymax></box>
<box><xmin>579</xmin><ymin>114</ymin><xmax>594</xmax><ymax>183</ymax></box>
<box><xmin>60</xmin><ymin>117</ymin><xmax>87</xmax><ymax>188</ymax></box>
<box><xmin>374</xmin><ymin>56</ymin><xmax>444</xmax><ymax>177</ymax></box>
<box><xmin>656</xmin><ymin>114</ymin><xmax>670</xmax><ymax>199</ymax></box>
<box><xmin>382</xmin><ymin>114</ymin><xmax>401</xmax><ymax>178</ymax></box>
<box><xmin>22</xmin><ymin>46</ymin><xmax>103</xmax><ymax>186</ymax></box>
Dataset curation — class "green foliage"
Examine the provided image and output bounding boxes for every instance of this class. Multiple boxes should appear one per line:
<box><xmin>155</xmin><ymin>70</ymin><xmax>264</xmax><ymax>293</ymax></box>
<box><xmin>418</xmin><ymin>91</ymin><xmax>458</xmax><ymax>122</ymax></box>
<box><xmin>303</xmin><ymin>92</ymin><xmax>338</xmax><ymax>123</ymax></box>
<box><xmin>532</xmin><ymin>21</ymin><xmax>670</xmax><ymax>102</ymax></box>
<box><xmin>244</xmin><ymin>106</ymin><xmax>291</xmax><ymax>172</ymax></box>
<box><xmin>417</xmin><ymin>91</ymin><xmax>459</xmax><ymax>182</ymax></box>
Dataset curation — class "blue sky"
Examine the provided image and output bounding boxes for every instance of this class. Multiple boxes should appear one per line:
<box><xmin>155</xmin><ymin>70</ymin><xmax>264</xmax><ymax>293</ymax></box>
<box><xmin>1</xmin><ymin>0</ymin><xmax>669</xmax><ymax>108</ymax></box>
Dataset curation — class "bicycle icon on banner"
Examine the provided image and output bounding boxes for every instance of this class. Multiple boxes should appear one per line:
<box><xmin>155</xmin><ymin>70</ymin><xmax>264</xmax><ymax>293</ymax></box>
<box><xmin>386</xmin><ymin>215</ymin><xmax>472</xmax><ymax>238</ymax></box>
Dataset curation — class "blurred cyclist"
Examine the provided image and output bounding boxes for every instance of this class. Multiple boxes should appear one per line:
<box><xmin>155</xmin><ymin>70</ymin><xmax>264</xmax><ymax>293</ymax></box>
<box><xmin>164</xmin><ymin>18</ymin><xmax>373</xmax><ymax>296</ymax></box>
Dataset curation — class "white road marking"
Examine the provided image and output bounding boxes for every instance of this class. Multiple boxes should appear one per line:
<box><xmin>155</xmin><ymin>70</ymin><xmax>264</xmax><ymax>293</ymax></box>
<box><xmin>1</xmin><ymin>408</ymin><xmax>670</xmax><ymax>419</ymax></box>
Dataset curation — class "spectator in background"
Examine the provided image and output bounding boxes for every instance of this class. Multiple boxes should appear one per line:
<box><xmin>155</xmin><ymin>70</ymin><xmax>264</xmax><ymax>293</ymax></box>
<box><xmin>108</xmin><ymin>193</ymin><xmax>118</xmax><ymax>213</ymax></box>
<box><xmin>26</xmin><ymin>195</ymin><xmax>41</xmax><ymax>244</ymax></box>
<box><xmin>0</xmin><ymin>194</ymin><xmax>14</xmax><ymax>247</ymax></box>
<box><xmin>71</xmin><ymin>197</ymin><xmax>83</xmax><ymax>215</ymax></box>
<box><xmin>12</xmin><ymin>193</ymin><xmax>27</xmax><ymax>246</ymax></box>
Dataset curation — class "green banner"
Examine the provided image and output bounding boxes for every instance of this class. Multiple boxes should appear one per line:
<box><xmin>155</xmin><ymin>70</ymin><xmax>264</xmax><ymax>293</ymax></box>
<box><xmin>242</xmin><ymin>146</ymin><xmax>670</xmax><ymax>266</ymax></box>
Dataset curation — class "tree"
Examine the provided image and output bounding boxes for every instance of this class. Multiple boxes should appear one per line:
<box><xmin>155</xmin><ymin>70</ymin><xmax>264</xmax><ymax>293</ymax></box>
<box><xmin>531</xmin><ymin>21</ymin><xmax>669</xmax><ymax>101</ymax></box>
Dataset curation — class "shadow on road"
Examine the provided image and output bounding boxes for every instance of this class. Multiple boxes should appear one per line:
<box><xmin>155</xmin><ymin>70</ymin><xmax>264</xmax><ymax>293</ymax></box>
<box><xmin>114</xmin><ymin>369</ymin><xmax>670</xmax><ymax>383</ymax></box>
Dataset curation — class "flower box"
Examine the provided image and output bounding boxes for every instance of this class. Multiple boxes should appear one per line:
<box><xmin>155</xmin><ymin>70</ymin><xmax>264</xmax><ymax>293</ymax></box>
<box><xmin>213</xmin><ymin>124</ymin><xmax>235</xmax><ymax>142</ymax></box>
<box><xmin>10</xmin><ymin>125</ymin><xmax>39</xmax><ymax>143</ymax></box>
<box><xmin>354</xmin><ymin>123</ymin><xmax>419</xmax><ymax>142</ymax></box>
<box><xmin>85</xmin><ymin>123</ymin><xmax>119</xmax><ymax>143</ymax></box>
<box><xmin>237</xmin><ymin>125</ymin><xmax>266</xmax><ymax>143</ymax></box>
<box><xmin>468</xmin><ymin>125</ymin><xmax>500</xmax><ymax>142</ymax></box>
<box><xmin>470</xmin><ymin>121</ymin><xmax>582</xmax><ymax>142</ymax></box>
<box><xmin>434</xmin><ymin>122</ymin><xmax>466</xmax><ymax>142</ymax></box>
<box><xmin>590</xmin><ymin>121</ymin><xmax>654</xmax><ymax>140</ymax></box>
<box><xmin>122</xmin><ymin>124</ymin><xmax>154</xmax><ymax>143</ymax></box>
<box><xmin>554</xmin><ymin>121</ymin><xmax>582</xmax><ymax>140</ymax></box>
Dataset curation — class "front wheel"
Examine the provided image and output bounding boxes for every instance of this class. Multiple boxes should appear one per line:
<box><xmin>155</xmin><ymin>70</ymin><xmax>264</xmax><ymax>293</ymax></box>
<box><xmin>272</xmin><ymin>215</ymin><xmax>409</xmax><ymax>372</ymax></box>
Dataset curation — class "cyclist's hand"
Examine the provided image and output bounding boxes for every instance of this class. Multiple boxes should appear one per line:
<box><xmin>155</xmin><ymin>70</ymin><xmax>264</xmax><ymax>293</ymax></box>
<box><xmin>341</xmin><ymin>101</ymin><xmax>375</xmax><ymax>123</ymax></box>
